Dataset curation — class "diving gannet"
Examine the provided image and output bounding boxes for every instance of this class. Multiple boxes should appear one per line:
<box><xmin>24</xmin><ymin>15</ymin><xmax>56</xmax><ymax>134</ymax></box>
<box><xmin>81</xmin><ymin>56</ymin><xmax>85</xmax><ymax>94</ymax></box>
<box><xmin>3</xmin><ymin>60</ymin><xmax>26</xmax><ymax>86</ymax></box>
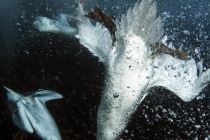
<box><xmin>75</xmin><ymin>0</ymin><xmax>210</xmax><ymax>139</ymax></box>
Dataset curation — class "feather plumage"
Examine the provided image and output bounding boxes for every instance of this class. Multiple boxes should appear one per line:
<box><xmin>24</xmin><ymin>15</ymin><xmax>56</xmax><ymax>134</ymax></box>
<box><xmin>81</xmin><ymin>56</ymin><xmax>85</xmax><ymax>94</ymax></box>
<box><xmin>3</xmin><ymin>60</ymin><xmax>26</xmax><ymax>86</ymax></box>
<box><xmin>3</xmin><ymin>87</ymin><xmax>62</xmax><ymax>140</ymax></box>
<box><xmin>32</xmin><ymin>0</ymin><xmax>210</xmax><ymax>139</ymax></box>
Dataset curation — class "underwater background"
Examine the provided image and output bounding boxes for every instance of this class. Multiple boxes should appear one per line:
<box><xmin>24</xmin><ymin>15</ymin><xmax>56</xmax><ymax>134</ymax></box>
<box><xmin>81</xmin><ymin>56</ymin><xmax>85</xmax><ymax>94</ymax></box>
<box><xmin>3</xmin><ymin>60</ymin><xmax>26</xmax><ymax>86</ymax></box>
<box><xmin>0</xmin><ymin>0</ymin><xmax>209</xmax><ymax>139</ymax></box>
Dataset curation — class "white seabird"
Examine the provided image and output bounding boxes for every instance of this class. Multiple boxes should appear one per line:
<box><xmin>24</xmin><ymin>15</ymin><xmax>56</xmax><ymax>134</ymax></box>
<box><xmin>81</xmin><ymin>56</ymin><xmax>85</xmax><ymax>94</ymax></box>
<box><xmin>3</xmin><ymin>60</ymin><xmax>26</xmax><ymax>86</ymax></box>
<box><xmin>3</xmin><ymin>86</ymin><xmax>63</xmax><ymax>140</ymax></box>
<box><xmin>34</xmin><ymin>0</ymin><xmax>210</xmax><ymax>139</ymax></box>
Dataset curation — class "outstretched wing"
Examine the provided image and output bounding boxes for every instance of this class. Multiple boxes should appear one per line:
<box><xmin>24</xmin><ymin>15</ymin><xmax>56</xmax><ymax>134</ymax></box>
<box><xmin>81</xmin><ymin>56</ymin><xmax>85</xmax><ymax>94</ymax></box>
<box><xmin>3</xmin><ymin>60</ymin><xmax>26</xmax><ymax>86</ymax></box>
<box><xmin>3</xmin><ymin>87</ymin><xmax>34</xmax><ymax>133</ymax></box>
<box><xmin>33</xmin><ymin>14</ymin><xmax>78</xmax><ymax>36</ymax></box>
<box><xmin>148</xmin><ymin>53</ymin><xmax>210</xmax><ymax>102</ymax></box>
<box><xmin>115</xmin><ymin>0</ymin><xmax>210</xmax><ymax>102</ymax></box>
<box><xmin>85</xmin><ymin>6</ymin><xmax>116</xmax><ymax>44</ymax></box>
<box><xmin>32</xmin><ymin>90</ymin><xmax>63</xmax><ymax>104</ymax></box>
<box><xmin>75</xmin><ymin>3</ymin><xmax>112</xmax><ymax>62</ymax></box>
<box><xmin>3</xmin><ymin>87</ymin><xmax>62</xmax><ymax>139</ymax></box>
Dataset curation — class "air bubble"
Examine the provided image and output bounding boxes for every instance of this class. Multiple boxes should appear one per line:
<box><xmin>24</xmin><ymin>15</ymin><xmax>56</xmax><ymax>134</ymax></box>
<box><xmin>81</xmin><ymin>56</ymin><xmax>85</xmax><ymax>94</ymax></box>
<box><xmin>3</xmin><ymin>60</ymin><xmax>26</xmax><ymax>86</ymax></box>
<box><xmin>154</xmin><ymin>66</ymin><xmax>159</xmax><ymax>69</ymax></box>
<box><xmin>113</xmin><ymin>93</ymin><xmax>119</xmax><ymax>98</ymax></box>
<box><xmin>195</xmin><ymin>47</ymin><xmax>200</xmax><ymax>54</ymax></box>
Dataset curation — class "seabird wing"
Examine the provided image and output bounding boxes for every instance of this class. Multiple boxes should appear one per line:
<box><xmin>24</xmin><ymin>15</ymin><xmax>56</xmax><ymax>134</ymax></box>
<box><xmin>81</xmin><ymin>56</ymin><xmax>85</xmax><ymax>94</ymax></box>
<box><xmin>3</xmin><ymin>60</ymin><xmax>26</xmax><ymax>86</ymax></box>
<box><xmin>33</xmin><ymin>14</ymin><xmax>78</xmax><ymax>36</ymax></box>
<box><xmin>3</xmin><ymin>87</ymin><xmax>62</xmax><ymax>139</ymax></box>
<box><xmin>75</xmin><ymin>2</ymin><xmax>112</xmax><ymax>62</ymax></box>
<box><xmin>33</xmin><ymin>90</ymin><xmax>63</xmax><ymax>104</ymax></box>
<box><xmin>3</xmin><ymin>87</ymin><xmax>34</xmax><ymax>133</ymax></box>
<box><xmin>148</xmin><ymin>54</ymin><xmax>210</xmax><ymax>102</ymax></box>
<box><xmin>12</xmin><ymin>107</ymin><xmax>34</xmax><ymax>134</ymax></box>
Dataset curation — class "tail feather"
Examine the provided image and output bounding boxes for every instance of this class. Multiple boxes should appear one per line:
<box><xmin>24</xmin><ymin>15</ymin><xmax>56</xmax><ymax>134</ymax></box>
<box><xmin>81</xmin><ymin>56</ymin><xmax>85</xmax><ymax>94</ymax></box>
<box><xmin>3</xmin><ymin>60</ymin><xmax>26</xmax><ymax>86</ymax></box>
<box><xmin>117</xmin><ymin>0</ymin><xmax>163</xmax><ymax>44</ymax></box>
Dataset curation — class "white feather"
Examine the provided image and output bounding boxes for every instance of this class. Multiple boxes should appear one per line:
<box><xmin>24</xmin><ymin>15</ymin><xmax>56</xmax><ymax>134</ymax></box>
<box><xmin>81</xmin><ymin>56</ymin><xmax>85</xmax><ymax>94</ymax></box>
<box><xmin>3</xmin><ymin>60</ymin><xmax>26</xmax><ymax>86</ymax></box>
<box><xmin>33</xmin><ymin>14</ymin><xmax>77</xmax><ymax>36</ymax></box>
<box><xmin>75</xmin><ymin>3</ymin><xmax>112</xmax><ymax>62</ymax></box>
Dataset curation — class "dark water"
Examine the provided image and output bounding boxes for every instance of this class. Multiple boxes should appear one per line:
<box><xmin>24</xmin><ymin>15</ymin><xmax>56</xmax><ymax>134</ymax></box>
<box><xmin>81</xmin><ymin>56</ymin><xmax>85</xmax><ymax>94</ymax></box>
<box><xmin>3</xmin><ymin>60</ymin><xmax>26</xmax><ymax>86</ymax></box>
<box><xmin>0</xmin><ymin>0</ymin><xmax>209</xmax><ymax>139</ymax></box>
